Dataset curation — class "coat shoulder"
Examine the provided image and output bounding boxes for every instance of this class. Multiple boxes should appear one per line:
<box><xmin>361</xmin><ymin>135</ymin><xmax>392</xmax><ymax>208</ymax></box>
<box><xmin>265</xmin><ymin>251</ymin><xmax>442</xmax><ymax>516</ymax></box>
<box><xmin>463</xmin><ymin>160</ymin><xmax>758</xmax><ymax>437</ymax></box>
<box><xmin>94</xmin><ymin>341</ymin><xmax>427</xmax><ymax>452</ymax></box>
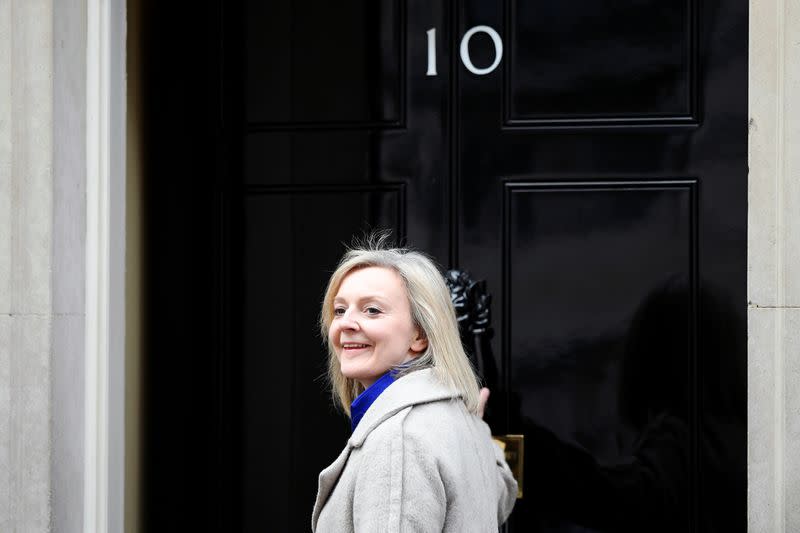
<box><xmin>359</xmin><ymin>397</ymin><xmax>469</xmax><ymax>451</ymax></box>
<box><xmin>401</xmin><ymin>398</ymin><xmax>478</xmax><ymax>450</ymax></box>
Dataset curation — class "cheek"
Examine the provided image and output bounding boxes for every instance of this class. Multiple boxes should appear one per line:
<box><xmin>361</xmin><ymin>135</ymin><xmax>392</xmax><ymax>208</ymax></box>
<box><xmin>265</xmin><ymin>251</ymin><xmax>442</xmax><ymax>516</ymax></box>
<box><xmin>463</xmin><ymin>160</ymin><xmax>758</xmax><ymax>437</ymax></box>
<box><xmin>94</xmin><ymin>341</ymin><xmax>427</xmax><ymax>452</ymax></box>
<box><xmin>327</xmin><ymin>323</ymin><xmax>339</xmax><ymax>345</ymax></box>
<box><xmin>379</xmin><ymin>325</ymin><xmax>407</xmax><ymax>349</ymax></box>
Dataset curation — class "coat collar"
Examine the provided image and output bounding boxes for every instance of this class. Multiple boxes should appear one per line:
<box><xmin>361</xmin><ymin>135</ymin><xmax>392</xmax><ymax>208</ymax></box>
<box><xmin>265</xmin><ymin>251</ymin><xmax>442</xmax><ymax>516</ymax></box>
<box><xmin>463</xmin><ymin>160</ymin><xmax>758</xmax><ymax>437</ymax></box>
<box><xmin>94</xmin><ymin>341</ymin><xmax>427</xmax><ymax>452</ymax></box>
<box><xmin>347</xmin><ymin>367</ymin><xmax>462</xmax><ymax>448</ymax></box>
<box><xmin>312</xmin><ymin>368</ymin><xmax>463</xmax><ymax>531</ymax></box>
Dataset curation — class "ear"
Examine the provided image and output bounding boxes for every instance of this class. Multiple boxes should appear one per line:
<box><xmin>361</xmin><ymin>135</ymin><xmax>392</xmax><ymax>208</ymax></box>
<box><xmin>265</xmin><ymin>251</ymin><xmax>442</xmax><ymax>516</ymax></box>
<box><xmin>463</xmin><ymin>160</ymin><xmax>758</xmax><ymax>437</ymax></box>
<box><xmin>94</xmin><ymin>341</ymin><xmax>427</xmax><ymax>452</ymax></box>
<box><xmin>410</xmin><ymin>329</ymin><xmax>428</xmax><ymax>354</ymax></box>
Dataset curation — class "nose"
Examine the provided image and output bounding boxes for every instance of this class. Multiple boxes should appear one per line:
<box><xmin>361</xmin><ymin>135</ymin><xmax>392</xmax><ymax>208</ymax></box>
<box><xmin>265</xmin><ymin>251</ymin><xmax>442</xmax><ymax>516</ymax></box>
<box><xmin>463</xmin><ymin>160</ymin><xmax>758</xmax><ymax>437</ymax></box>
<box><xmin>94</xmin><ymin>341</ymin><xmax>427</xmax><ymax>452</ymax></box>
<box><xmin>337</xmin><ymin>308</ymin><xmax>360</xmax><ymax>331</ymax></box>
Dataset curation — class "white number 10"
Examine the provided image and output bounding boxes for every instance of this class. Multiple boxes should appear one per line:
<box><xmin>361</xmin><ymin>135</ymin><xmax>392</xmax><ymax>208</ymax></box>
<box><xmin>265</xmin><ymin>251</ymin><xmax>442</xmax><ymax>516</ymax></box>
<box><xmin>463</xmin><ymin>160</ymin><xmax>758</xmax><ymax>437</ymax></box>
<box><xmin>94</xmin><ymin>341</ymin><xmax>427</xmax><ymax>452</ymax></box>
<box><xmin>426</xmin><ymin>25</ymin><xmax>504</xmax><ymax>76</ymax></box>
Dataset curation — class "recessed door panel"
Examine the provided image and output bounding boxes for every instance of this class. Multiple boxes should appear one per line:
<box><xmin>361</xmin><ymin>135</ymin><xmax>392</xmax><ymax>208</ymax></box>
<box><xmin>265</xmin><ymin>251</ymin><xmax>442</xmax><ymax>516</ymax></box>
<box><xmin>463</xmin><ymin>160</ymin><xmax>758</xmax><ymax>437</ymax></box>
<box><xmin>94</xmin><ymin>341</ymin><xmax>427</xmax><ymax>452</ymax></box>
<box><xmin>506</xmin><ymin>0</ymin><xmax>694</xmax><ymax>125</ymax></box>
<box><xmin>245</xmin><ymin>0</ymin><xmax>404</xmax><ymax>126</ymax></box>
<box><xmin>505</xmin><ymin>182</ymin><xmax>694</xmax><ymax>532</ymax></box>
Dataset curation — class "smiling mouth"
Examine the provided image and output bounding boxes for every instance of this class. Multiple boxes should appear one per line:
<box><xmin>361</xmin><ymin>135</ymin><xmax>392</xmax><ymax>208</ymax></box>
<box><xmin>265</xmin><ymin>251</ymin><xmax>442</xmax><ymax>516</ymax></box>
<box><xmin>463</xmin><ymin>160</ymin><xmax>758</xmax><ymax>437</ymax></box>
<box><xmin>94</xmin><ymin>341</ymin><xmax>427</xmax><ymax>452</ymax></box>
<box><xmin>341</xmin><ymin>343</ymin><xmax>371</xmax><ymax>351</ymax></box>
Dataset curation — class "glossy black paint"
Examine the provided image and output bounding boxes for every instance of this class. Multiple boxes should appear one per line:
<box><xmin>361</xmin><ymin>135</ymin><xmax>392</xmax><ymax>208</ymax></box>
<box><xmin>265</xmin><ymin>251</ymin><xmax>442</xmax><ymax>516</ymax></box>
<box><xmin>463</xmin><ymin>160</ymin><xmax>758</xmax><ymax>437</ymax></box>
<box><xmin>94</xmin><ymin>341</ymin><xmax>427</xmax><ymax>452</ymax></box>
<box><xmin>141</xmin><ymin>0</ymin><xmax>746</xmax><ymax>531</ymax></box>
<box><xmin>137</xmin><ymin>0</ymin><xmax>238</xmax><ymax>530</ymax></box>
<box><xmin>455</xmin><ymin>0</ymin><xmax>746</xmax><ymax>530</ymax></box>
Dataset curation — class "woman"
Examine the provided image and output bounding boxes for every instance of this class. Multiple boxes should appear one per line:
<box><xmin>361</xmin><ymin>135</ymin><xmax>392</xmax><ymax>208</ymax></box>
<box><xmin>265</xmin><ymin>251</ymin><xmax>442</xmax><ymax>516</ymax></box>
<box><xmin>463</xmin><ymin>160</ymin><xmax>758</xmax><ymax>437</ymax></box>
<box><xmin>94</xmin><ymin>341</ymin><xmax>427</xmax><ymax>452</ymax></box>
<box><xmin>312</xmin><ymin>234</ymin><xmax>517</xmax><ymax>532</ymax></box>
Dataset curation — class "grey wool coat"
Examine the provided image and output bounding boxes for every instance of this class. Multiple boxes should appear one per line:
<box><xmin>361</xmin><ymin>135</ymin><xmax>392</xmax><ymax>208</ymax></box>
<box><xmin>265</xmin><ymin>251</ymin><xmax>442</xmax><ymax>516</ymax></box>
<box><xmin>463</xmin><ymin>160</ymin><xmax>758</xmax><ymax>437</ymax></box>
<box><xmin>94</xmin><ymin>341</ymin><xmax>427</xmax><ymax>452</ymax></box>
<box><xmin>312</xmin><ymin>368</ymin><xmax>518</xmax><ymax>532</ymax></box>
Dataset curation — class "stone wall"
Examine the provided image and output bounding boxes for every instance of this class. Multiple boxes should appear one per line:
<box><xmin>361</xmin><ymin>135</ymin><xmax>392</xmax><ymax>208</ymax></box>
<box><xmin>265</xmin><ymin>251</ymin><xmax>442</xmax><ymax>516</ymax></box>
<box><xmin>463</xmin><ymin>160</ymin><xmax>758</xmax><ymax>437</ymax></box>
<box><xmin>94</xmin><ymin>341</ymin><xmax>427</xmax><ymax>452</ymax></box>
<box><xmin>0</xmin><ymin>0</ymin><xmax>86</xmax><ymax>530</ymax></box>
<box><xmin>0</xmin><ymin>0</ymin><xmax>55</xmax><ymax>530</ymax></box>
<box><xmin>748</xmin><ymin>0</ymin><xmax>800</xmax><ymax>530</ymax></box>
<box><xmin>52</xmin><ymin>0</ymin><xmax>87</xmax><ymax>530</ymax></box>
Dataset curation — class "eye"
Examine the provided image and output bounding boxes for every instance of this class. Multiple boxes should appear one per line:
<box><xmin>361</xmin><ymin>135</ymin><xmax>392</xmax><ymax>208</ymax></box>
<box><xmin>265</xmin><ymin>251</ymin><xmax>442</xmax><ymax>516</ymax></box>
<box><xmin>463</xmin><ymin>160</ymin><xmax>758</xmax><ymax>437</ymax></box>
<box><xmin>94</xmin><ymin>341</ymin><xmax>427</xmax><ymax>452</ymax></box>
<box><xmin>333</xmin><ymin>307</ymin><xmax>346</xmax><ymax>316</ymax></box>
<box><xmin>365</xmin><ymin>306</ymin><xmax>382</xmax><ymax>316</ymax></box>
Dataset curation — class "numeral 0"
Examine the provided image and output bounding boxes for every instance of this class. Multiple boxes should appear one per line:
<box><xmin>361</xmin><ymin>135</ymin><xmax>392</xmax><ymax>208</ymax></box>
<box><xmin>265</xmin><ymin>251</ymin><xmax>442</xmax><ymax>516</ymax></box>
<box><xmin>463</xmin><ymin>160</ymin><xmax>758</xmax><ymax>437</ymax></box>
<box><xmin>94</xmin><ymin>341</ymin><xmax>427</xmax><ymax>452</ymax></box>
<box><xmin>426</xmin><ymin>25</ymin><xmax>503</xmax><ymax>76</ymax></box>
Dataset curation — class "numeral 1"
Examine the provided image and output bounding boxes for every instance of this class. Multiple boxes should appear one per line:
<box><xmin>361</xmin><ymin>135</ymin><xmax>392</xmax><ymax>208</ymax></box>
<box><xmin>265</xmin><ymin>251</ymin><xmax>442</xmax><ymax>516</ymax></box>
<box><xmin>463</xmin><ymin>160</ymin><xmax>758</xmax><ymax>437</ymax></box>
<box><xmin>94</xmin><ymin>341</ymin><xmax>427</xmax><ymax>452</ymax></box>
<box><xmin>426</xmin><ymin>28</ymin><xmax>437</xmax><ymax>76</ymax></box>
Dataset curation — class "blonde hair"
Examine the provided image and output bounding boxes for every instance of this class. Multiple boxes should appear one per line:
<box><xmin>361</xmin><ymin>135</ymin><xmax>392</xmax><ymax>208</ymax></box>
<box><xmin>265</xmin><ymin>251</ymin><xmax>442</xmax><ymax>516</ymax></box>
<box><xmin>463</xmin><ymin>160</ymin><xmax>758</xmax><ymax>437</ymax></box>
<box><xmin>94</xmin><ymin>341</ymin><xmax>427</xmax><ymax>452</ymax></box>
<box><xmin>319</xmin><ymin>231</ymin><xmax>480</xmax><ymax>416</ymax></box>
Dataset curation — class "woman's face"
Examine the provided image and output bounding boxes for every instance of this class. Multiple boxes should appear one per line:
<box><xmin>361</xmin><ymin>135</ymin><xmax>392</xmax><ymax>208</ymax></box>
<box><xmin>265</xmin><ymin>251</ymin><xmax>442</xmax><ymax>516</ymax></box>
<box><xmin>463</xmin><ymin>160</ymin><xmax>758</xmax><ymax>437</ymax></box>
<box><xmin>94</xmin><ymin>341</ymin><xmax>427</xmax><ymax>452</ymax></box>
<box><xmin>329</xmin><ymin>266</ymin><xmax>427</xmax><ymax>389</ymax></box>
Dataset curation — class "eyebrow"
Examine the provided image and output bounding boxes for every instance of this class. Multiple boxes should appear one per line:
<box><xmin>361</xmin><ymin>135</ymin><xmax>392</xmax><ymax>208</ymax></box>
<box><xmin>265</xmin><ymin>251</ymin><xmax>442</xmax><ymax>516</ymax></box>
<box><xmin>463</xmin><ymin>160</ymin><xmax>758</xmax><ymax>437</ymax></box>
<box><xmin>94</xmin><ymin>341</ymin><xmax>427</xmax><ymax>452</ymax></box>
<box><xmin>333</xmin><ymin>295</ymin><xmax>390</xmax><ymax>305</ymax></box>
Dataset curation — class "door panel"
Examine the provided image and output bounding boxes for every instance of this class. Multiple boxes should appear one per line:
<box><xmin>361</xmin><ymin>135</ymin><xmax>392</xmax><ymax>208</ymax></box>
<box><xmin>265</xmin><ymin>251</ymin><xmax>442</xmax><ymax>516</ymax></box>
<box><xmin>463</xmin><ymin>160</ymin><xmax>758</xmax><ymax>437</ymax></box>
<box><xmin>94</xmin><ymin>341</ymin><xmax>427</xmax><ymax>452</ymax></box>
<box><xmin>502</xmin><ymin>182</ymin><xmax>695</xmax><ymax>532</ymax></box>
<box><xmin>506</xmin><ymin>0</ymin><xmax>694</xmax><ymax>123</ymax></box>
<box><xmin>245</xmin><ymin>0</ymin><xmax>404</xmax><ymax>125</ymax></box>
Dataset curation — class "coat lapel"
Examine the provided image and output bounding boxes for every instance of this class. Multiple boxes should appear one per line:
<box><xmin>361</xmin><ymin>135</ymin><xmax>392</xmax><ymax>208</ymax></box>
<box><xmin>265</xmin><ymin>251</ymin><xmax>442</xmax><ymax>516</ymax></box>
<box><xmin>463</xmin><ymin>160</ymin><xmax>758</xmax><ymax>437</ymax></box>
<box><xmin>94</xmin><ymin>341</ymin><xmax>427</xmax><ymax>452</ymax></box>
<box><xmin>311</xmin><ymin>444</ymin><xmax>353</xmax><ymax>531</ymax></box>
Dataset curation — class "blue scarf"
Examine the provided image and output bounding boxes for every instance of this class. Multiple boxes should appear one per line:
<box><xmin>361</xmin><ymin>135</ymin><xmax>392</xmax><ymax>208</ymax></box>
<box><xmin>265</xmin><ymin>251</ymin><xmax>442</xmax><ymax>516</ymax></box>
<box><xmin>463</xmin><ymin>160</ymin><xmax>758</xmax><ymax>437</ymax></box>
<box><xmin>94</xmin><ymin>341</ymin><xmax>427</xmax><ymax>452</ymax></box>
<box><xmin>350</xmin><ymin>371</ymin><xmax>397</xmax><ymax>432</ymax></box>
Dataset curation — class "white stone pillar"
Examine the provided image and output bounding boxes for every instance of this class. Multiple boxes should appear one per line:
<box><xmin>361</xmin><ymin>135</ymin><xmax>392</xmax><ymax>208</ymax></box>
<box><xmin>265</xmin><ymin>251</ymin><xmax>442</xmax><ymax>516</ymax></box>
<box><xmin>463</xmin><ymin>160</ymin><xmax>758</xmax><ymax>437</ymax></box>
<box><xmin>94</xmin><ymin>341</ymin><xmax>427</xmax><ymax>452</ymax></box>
<box><xmin>748</xmin><ymin>0</ymin><xmax>800</xmax><ymax>530</ymax></box>
<box><xmin>52</xmin><ymin>0</ymin><xmax>87</xmax><ymax>531</ymax></box>
<box><xmin>0</xmin><ymin>0</ymin><xmax>54</xmax><ymax>530</ymax></box>
<box><xmin>0</xmin><ymin>0</ymin><xmax>98</xmax><ymax>530</ymax></box>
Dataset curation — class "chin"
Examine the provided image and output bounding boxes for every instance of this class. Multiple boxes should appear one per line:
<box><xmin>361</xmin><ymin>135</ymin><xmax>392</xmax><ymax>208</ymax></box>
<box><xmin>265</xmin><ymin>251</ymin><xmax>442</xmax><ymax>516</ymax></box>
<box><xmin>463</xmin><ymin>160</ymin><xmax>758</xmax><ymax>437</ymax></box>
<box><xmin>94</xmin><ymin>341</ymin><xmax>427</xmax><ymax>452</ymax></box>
<box><xmin>339</xmin><ymin>361</ymin><xmax>364</xmax><ymax>380</ymax></box>
<box><xmin>339</xmin><ymin>363</ymin><xmax>377</xmax><ymax>385</ymax></box>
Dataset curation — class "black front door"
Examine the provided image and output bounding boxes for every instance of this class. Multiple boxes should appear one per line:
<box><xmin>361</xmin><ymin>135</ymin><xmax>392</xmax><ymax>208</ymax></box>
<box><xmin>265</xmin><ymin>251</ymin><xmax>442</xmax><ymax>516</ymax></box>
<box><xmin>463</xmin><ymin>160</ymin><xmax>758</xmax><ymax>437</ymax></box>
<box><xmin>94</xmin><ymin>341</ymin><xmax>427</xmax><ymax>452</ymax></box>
<box><xmin>142</xmin><ymin>0</ymin><xmax>747</xmax><ymax>531</ymax></box>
